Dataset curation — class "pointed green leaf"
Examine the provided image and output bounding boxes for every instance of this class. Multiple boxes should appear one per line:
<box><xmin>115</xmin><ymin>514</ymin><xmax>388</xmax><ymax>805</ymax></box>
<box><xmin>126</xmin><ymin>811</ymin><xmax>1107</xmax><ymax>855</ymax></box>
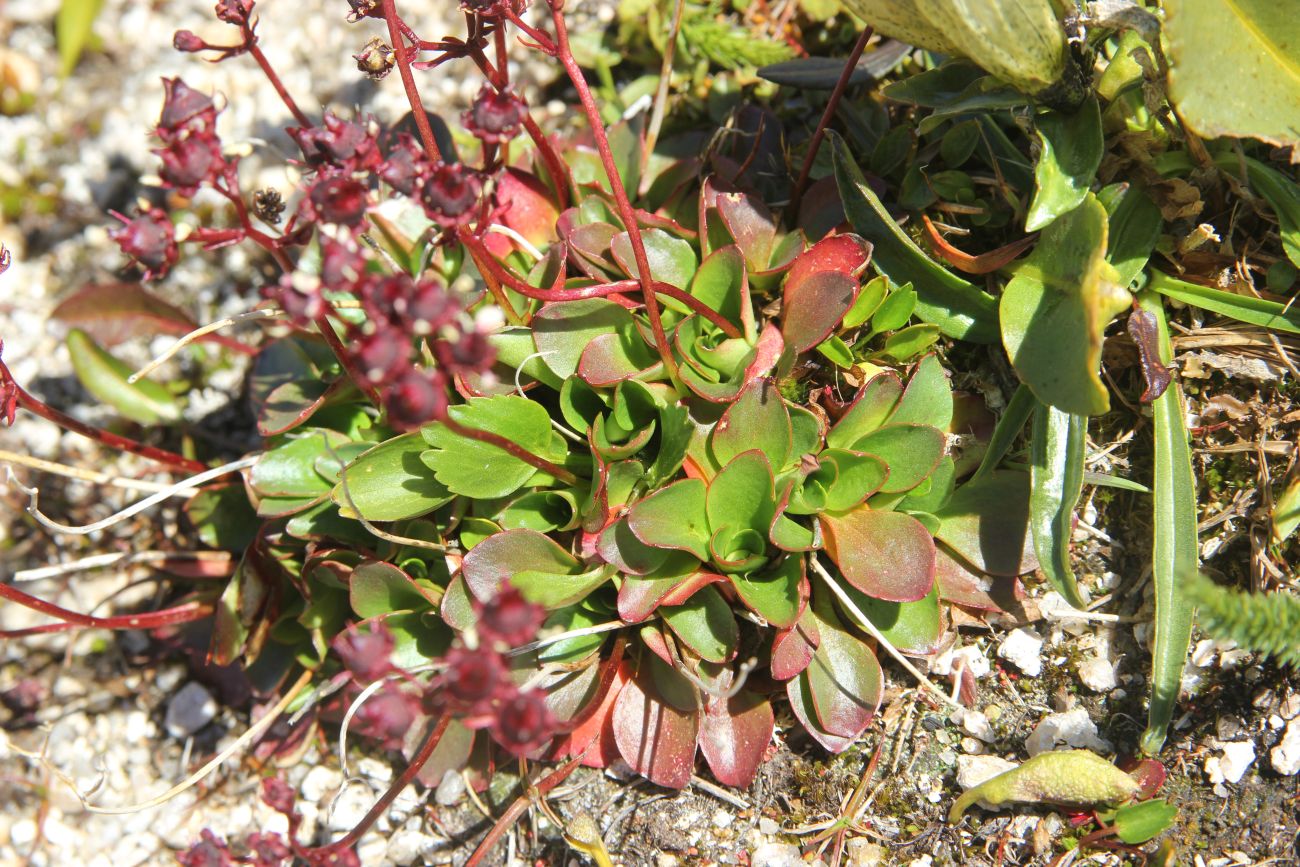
<box><xmin>332</xmin><ymin>433</ymin><xmax>452</xmax><ymax>522</ymax></box>
<box><xmin>1026</xmin><ymin>98</ymin><xmax>1103</xmax><ymax>232</ymax></box>
<box><xmin>711</xmin><ymin>380</ymin><xmax>792</xmax><ymax>471</ymax></box>
<box><xmin>65</xmin><ymin>328</ymin><xmax>180</xmax><ymax>425</ymax></box>
<box><xmin>1030</xmin><ymin>402</ymin><xmax>1088</xmax><ymax>608</ymax></box>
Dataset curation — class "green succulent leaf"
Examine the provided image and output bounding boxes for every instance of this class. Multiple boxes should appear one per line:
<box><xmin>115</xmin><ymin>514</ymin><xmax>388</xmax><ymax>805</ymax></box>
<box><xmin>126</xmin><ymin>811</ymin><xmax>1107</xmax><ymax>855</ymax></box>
<box><xmin>628</xmin><ymin>478</ymin><xmax>712</xmax><ymax>561</ymax></box>
<box><xmin>332</xmin><ymin>433</ymin><xmax>453</xmax><ymax>522</ymax></box>
<box><xmin>728</xmin><ymin>553</ymin><xmax>803</xmax><ymax>628</ymax></box>
<box><xmin>1030</xmin><ymin>402</ymin><xmax>1088</xmax><ymax>608</ymax></box>
<box><xmin>1026</xmin><ymin>97</ymin><xmax>1104</xmax><ymax>232</ymax></box>
<box><xmin>933</xmin><ymin>471</ymin><xmax>1037</xmax><ymax>577</ymax></box>
<box><xmin>350</xmin><ymin>561</ymin><xmax>436</xmax><ymax>619</ymax></box>
<box><xmin>711</xmin><ymin>380</ymin><xmax>793</xmax><ymax>471</ymax></box>
<box><xmin>819</xmin><ymin>507</ymin><xmax>936</xmax><ymax>602</ymax></box>
<box><xmin>850</xmin><ymin>423</ymin><xmax>946</xmax><ymax>494</ymax></box>
<box><xmin>65</xmin><ymin>328</ymin><xmax>180</xmax><ymax>425</ymax></box>
<box><xmin>660</xmin><ymin>584</ymin><xmax>739</xmax><ymax>663</ymax></box>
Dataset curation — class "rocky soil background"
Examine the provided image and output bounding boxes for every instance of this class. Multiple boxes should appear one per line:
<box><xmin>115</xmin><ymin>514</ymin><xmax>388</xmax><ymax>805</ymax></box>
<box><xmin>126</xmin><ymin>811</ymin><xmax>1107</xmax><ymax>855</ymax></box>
<box><xmin>1</xmin><ymin>1</ymin><xmax>1298</xmax><ymax>865</ymax></box>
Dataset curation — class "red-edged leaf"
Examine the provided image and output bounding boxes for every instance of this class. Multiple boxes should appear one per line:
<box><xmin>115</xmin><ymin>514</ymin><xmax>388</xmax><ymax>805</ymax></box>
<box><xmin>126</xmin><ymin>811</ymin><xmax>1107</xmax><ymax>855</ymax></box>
<box><xmin>770</xmin><ymin>609</ymin><xmax>820</xmax><ymax>680</ymax></box>
<box><xmin>785</xmin><ymin>233</ymin><xmax>871</xmax><ymax>288</ymax></box>
<box><xmin>482</xmin><ymin>168</ymin><xmax>559</xmax><ymax>258</ymax></box>
<box><xmin>712</xmin><ymin>378</ymin><xmax>793</xmax><ymax>471</ymax></box>
<box><xmin>819</xmin><ymin>508</ymin><xmax>936</xmax><ymax>602</ymax></box>
<box><xmin>786</xmin><ymin>671</ymin><xmax>855</xmax><ymax>753</ymax></box>
<box><xmin>806</xmin><ymin>588</ymin><xmax>883</xmax><ymax>740</ymax></box>
<box><xmin>578</xmin><ymin>331</ymin><xmax>658</xmax><ymax>386</ymax></box>
<box><xmin>460</xmin><ymin>529</ymin><xmax>581</xmax><ymax>601</ymax></box>
<box><xmin>698</xmin><ymin>691</ymin><xmax>774</xmax><ymax>787</ymax></box>
<box><xmin>612</xmin><ymin>671</ymin><xmax>700</xmax><ymax>788</ymax></box>
<box><xmin>716</xmin><ymin>189</ymin><xmax>778</xmax><ymax>272</ymax></box>
<box><xmin>826</xmin><ymin>371</ymin><xmax>904</xmax><ymax>449</ymax></box>
<box><xmin>782</xmin><ymin>270</ymin><xmax>862</xmax><ymax>354</ymax></box>
<box><xmin>1126</xmin><ymin>758</ymin><xmax>1167</xmax><ymax>800</ymax></box>
<box><xmin>933</xmin><ymin>546</ymin><xmax>1024</xmax><ymax>612</ymax></box>
<box><xmin>51</xmin><ymin>282</ymin><xmax>194</xmax><ymax>346</ymax></box>
<box><xmin>627</xmin><ymin>478</ymin><xmax>711</xmax><ymax>561</ymax></box>
<box><xmin>561</xmin><ymin>659</ymin><xmax>630</xmax><ymax>768</ymax></box>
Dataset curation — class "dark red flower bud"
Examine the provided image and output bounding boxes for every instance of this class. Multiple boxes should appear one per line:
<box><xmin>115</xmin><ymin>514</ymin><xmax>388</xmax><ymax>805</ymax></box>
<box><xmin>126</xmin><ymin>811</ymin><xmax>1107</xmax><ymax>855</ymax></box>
<box><xmin>159</xmin><ymin>78</ymin><xmax>217</xmax><ymax>133</ymax></box>
<box><xmin>408</xmin><ymin>281</ymin><xmax>453</xmax><ymax>335</ymax></box>
<box><xmin>157</xmin><ymin>135</ymin><xmax>223</xmax><ymax>193</ymax></box>
<box><xmin>246</xmin><ymin>832</ymin><xmax>291</xmax><ymax>867</ymax></box>
<box><xmin>491</xmin><ymin>689</ymin><xmax>555</xmax><ymax>757</ymax></box>
<box><xmin>173</xmin><ymin>30</ymin><xmax>209</xmax><ymax>52</ymax></box>
<box><xmin>460</xmin><ymin>0</ymin><xmax>525</xmax><ymax>18</ymax></box>
<box><xmin>354</xmin><ymin>684</ymin><xmax>419</xmax><ymax>751</ymax></box>
<box><xmin>260</xmin><ymin>777</ymin><xmax>297</xmax><ymax>816</ymax></box>
<box><xmin>291</xmin><ymin>114</ymin><xmax>380</xmax><ymax>172</ymax></box>
<box><xmin>433</xmin><ymin>329</ymin><xmax>495</xmax><ymax>373</ymax></box>
<box><xmin>462</xmin><ymin>86</ymin><xmax>527</xmax><ymax>146</ymax></box>
<box><xmin>378</xmin><ymin>135</ymin><xmax>427</xmax><ymax>197</ymax></box>
<box><xmin>354</xmin><ymin>37</ymin><xmax>394</xmax><ymax>81</ymax></box>
<box><xmin>332</xmin><ymin>626</ymin><xmax>395</xmax><ymax>683</ymax></box>
<box><xmin>477</xmin><ymin>586</ymin><xmax>546</xmax><ymax>647</ymax></box>
<box><xmin>385</xmin><ymin>370</ymin><xmax>444</xmax><ymax>430</ymax></box>
<box><xmin>346</xmin><ymin>0</ymin><xmax>382</xmax><ymax>22</ymax></box>
<box><xmin>109</xmin><ymin>209</ymin><xmax>178</xmax><ymax>280</ymax></box>
<box><xmin>440</xmin><ymin>646</ymin><xmax>507</xmax><ymax>709</ymax></box>
<box><xmin>354</xmin><ymin>329</ymin><xmax>408</xmax><ymax>385</ymax></box>
<box><xmin>214</xmin><ymin>0</ymin><xmax>255</xmax><ymax>25</ymax></box>
<box><xmin>309</xmin><ymin>173</ymin><xmax>369</xmax><ymax>226</ymax></box>
<box><xmin>180</xmin><ymin>830</ymin><xmax>234</xmax><ymax>867</ymax></box>
<box><xmin>420</xmin><ymin>163</ymin><xmax>483</xmax><ymax>228</ymax></box>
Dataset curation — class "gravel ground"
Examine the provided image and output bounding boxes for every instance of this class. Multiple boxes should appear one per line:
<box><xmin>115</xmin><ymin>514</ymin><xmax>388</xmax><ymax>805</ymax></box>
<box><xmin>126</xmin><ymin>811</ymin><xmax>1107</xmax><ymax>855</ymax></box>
<box><xmin>2</xmin><ymin>2</ymin><xmax>1299</xmax><ymax>866</ymax></box>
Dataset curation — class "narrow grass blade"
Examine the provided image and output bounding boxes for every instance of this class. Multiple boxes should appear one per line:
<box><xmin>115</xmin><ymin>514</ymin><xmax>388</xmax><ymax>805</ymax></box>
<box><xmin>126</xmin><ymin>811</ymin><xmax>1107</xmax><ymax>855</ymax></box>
<box><xmin>1147</xmin><ymin>271</ymin><xmax>1300</xmax><ymax>334</ymax></box>
<box><xmin>1029</xmin><ymin>399</ymin><xmax>1088</xmax><ymax>609</ymax></box>
<box><xmin>1137</xmin><ymin>291</ymin><xmax>1198</xmax><ymax>755</ymax></box>
<box><xmin>972</xmin><ymin>383</ymin><xmax>1034</xmax><ymax>482</ymax></box>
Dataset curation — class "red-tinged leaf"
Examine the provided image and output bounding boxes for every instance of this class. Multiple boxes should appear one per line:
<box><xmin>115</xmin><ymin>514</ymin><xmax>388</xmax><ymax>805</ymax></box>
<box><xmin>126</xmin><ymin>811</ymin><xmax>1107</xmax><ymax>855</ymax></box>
<box><xmin>51</xmin><ymin>282</ymin><xmax>219</xmax><ymax>348</ymax></box>
<box><xmin>460</xmin><ymin>529</ymin><xmax>582</xmax><ymax>602</ymax></box>
<box><xmin>921</xmin><ymin>214</ymin><xmax>1037</xmax><ymax>275</ymax></box>
<box><xmin>659</xmin><ymin>571</ymin><xmax>728</xmax><ymax>607</ymax></box>
<box><xmin>743</xmin><ymin>321</ymin><xmax>785</xmax><ymax>385</ymax></box>
<box><xmin>699</xmin><ymin>691</ymin><xmax>775</xmax><ymax>787</ymax></box>
<box><xmin>797</xmin><ymin>175</ymin><xmax>848</xmax><ymax>241</ymax></box>
<box><xmin>782</xmin><ymin>270</ymin><xmax>863</xmax><ymax>354</ymax></box>
<box><xmin>578</xmin><ymin>331</ymin><xmax>658</xmax><ymax>386</ymax></box>
<box><xmin>933</xmin><ymin>471</ymin><xmax>1037</xmax><ymax>576</ymax></box>
<box><xmin>413</xmin><ymin>717</ymin><xmax>476</xmax><ymax>787</ymax></box>
<box><xmin>806</xmin><ymin>589</ymin><xmax>883</xmax><ymax>740</ymax></box>
<box><xmin>440</xmin><ymin>573</ymin><xmax>477</xmax><ymax>632</ymax></box>
<box><xmin>826</xmin><ymin>371</ymin><xmax>904</xmax><ymax>449</ymax></box>
<box><xmin>566</xmin><ymin>221</ymin><xmax>620</xmax><ymax>278</ymax></box>
<box><xmin>561</xmin><ymin>660</ymin><xmax>630</xmax><ymax>768</ymax></box>
<box><xmin>787</xmin><ymin>671</ymin><xmax>856</xmax><ymax>753</ymax></box>
<box><xmin>934</xmin><ymin>546</ymin><xmax>1023</xmax><ymax>612</ymax></box>
<box><xmin>819</xmin><ymin>508</ymin><xmax>936</xmax><ymax>602</ymax></box>
<box><xmin>717</xmin><ymin>190</ymin><xmax>778</xmax><ymax>273</ymax></box>
<box><xmin>784</xmin><ymin>233</ymin><xmax>872</xmax><ymax>289</ymax></box>
<box><xmin>771</xmin><ymin>612</ymin><xmax>820</xmax><ymax>680</ymax></box>
<box><xmin>660</xmin><ymin>584</ymin><xmax>739</xmax><ymax>663</ymax></box>
<box><xmin>712</xmin><ymin>378</ymin><xmax>793</xmax><ymax>471</ymax></box>
<box><xmin>639</xmin><ymin>623</ymin><xmax>676</xmax><ymax>666</ymax></box>
<box><xmin>1126</xmin><ymin>758</ymin><xmax>1167</xmax><ymax>800</ymax></box>
<box><xmin>482</xmin><ymin>168</ymin><xmax>559</xmax><ymax>258</ymax></box>
<box><xmin>1127</xmin><ymin>307</ymin><xmax>1172</xmax><ymax>403</ymax></box>
<box><xmin>613</xmin><ymin>672</ymin><xmax>701</xmax><ymax>789</ymax></box>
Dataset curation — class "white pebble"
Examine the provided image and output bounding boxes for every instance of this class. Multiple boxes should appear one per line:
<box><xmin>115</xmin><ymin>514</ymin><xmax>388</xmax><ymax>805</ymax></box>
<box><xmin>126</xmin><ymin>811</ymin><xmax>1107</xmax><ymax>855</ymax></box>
<box><xmin>1271</xmin><ymin>719</ymin><xmax>1300</xmax><ymax>776</ymax></box>
<box><xmin>1025</xmin><ymin>708</ymin><xmax>1111</xmax><ymax>756</ymax></box>
<box><xmin>164</xmin><ymin>683</ymin><xmax>216</xmax><ymax>738</ymax></box>
<box><xmin>1206</xmin><ymin>740</ymin><xmax>1256</xmax><ymax>786</ymax></box>
<box><xmin>751</xmin><ymin>843</ymin><xmax>805</xmax><ymax>867</ymax></box>
<box><xmin>955</xmin><ymin>754</ymin><xmax>1017</xmax><ymax>791</ymax></box>
<box><xmin>1077</xmin><ymin>656</ymin><xmax>1118</xmax><ymax>692</ymax></box>
<box><xmin>961</xmin><ymin>710</ymin><xmax>996</xmax><ymax>743</ymax></box>
<box><xmin>301</xmin><ymin>765</ymin><xmax>343</xmax><ymax>803</ymax></box>
<box><xmin>997</xmin><ymin>628</ymin><xmax>1043</xmax><ymax>677</ymax></box>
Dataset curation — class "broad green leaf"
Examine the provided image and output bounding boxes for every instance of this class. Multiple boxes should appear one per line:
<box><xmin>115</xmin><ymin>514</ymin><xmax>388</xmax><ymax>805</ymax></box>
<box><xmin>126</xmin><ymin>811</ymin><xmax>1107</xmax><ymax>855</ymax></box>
<box><xmin>251</xmin><ymin>430</ymin><xmax>349</xmax><ymax>498</ymax></box>
<box><xmin>827</xmin><ymin>370</ymin><xmax>903</xmax><ymax>449</ymax></box>
<box><xmin>839</xmin><ymin>584</ymin><xmax>942</xmax><ymax>655</ymax></box>
<box><xmin>533</xmin><ymin>300</ymin><xmax>636</xmax><ymax>380</ymax></box>
<box><xmin>350</xmin><ymin>561</ymin><xmax>435</xmax><ymax>618</ymax></box>
<box><xmin>538</xmin><ymin>604</ymin><xmax>607</xmax><ymax>665</ymax></box>
<box><xmin>949</xmin><ymin>750</ymin><xmax>1140</xmax><ymax>823</ymax></box>
<box><xmin>610</xmin><ymin>228</ymin><xmax>698</xmax><ymax>291</ymax></box>
<box><xmin>1113</xmin><ymin>799</ymin><xmax>1179</xmax><ymax>845</ymax></box>
<box><xmin>421</xmin><ymin>395</ymin><xmax>562</xmax><ymax>499</ymax></box>
<box><xmin>383</xmin><ymin>611</ymin><xmax>452</xmax><ymax>670</ymax></box>
<box><xmin>1099</xmin><ymin>183</ymin><xmax>1162</xmax><ymax>289</ymax></box>
<box><xmin>729</xmin><ymin>553</ymin><xmax>802</xmax><ymax>628</ymax></box>
<box><xmin>890</xmin><ymin>354</ymin><xmax>954</xmax><ymax>431</ymax></box>
<box><xmin>1026</xmin><ymin>98</ymin><xmax>1103</xmax><ymax>232</ymax></box>
<box><xmin>497</xmin><ymin>490</ymin><xmax>580</xmax><ymax>533</ymax></box>
<box><xmin>661</xmin><ymin>584</ymin><xmax>738</xmax><ymax>663</ymax></box>
<box><xmin>1136</xmin><ymin>293</ymin><xmax>1198</xmax><ymax>756</ymax></box>
<box><xmin>461</xmin><ymin>528</ymin><xmax>582</xmax><ymax>601</ymax></box>
<box><xmin>57</xmin><ymin>0</ymin><xmax>104</xmax><ymax>77</ymax></box>
<box><xmin>690</xmin><ymin>245</ymin><xmax>748</xmax><ymax>328</ymax></box>
<box><xmin>332</xmin><ymin>433</ymin><xmax>453</xmax><ymax>522</ymax></box>
<box><xmin>1030</xmin><ymin>401</ymin><xmax>1088</xmax><ymax>608</ymax></box>
<box><xmin>185</xmin><ymin>485</ymin><xmax>258</xmax><ymax>551</ymax></box>
<box><xmin>850</xmin><ymin>423</ymin><xmax>946</xmax><ymax>493</ymax></box>
<box><xmin>1001</xmin><ymin>193</ymin><xmax>1129</xmax><ymax>415</ymax></box>
<box><xmin>832</xmin><ymin>134</ymin><xmax>999</xmax><ymax>343</ymax></box>
<box><xmin>881</xmin><ymin>323</ymin><xmax>941</xmax><ymax>361</ymax></box>
<box><xmin>65</xmin><ymin>328</ymin><xmax>180</xmax><ymax>425</ymax></box>
<box><xmin>627</xmin><ymin>478</ymin><xmax>711</xmax><ymax>560</ymax></box>
<box><xmin>933</xmin><ymin>471</ymin><xmax>1036</xmax><ymax>576</ymax></box>
<box><xmin>816</xmin><ymin>335</ymin><xmax>856</xmax><ymax>368</ymax></box>
<box><xmin>706</xmin><ymin>451</ymin><xmax>777</xmax><ymax>540</ymax></box>
<box><xmin>492</xmin><ymin>327</ymin><xmax>564</xmax><ymax>391</ymax></box>
<box><xmin>711</xmin><ymin>380</ymin><xmax>792</xmax><ymax>471</ymax></box>
<box><xmin>1163</xmin><ymin>0</ymin><xmax>1300</xmax><ymax>148</ymax></box>
<box><xmin>842</xmin><ymin>275</ymin><xmax>889</xmax><ymax>329</ymax></box>
<box><xmin>1273</xmin><ymin>474</ymin><xmax>1300</xmax><ymax>546</ymax></box>
<box><xmin>819</xmin><ymin>507</ymin><xmax>936</xmax><ymax>602</ymax></box>
<box><xmin>1147</xmin><ymin>271</ymin><xmax>1300</xmax><ymax>334</ymax></box>
<box><xmin>512</xmin><ymin>565</ymin><xmax>613</xmax><ymax>609</ymax></box>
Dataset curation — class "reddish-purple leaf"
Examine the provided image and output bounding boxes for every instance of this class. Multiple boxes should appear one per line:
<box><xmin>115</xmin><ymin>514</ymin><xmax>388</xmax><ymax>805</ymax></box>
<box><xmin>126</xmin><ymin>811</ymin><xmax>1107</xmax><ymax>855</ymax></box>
<box><xmin>805</xmin><ymin>589</ymin><xmax>883</xmax><ymax>740</ymax></box>
<box><xmin>1127</xmin><ymin>307</ymin><xmax>1172</xmax><ymax>403</ymax></box>
<box><xmin>782</xmin><ymin>270</ymin><xmax>862</xmax><ymax>354</ymax></box>
<box><xmin>1127</xmin><ymin>758</ymin><xmax>1167</xmax><ymax>799</ymax></box>
<box><xmin>482</xmin><ymin>168</ymin><xmax>559</xmax><ymax>259</ymax></box>
<box><xmin>784</xmin><ymin>233</ymin><xmax>871</xmax><ymax>289</ymax></box>
<box><xmin>933</xmin><ymin>546</ymin><xmax>1024</xmax><ymax>612</ymax></box>
<box><xmin>612</xmin><ymin>673</ymin><xmax>700</xmax><ymax>789</ymax></box>
<box><xmin>698</xmin><ymin>691</ymin><xmax>774</xmax><ymax>788</ymax></box>
<box><xmin>770</xmin><ymin>611</ymin><xmax>820</xmax><ymax>680</ymax></box>
<box><xmin>819</xmin><ymin>508</ymin><xmax>936</xmax><ymax>602</ymax></box>
<box><xmin>51</xmin><ymin>282</ymin><xmax>195</xmax><ymax>346</ymax></box>
<box><xmin>578</xmin><ymin>331</ymin><xmax>658</xmax><ymax>386</ymax></box>
<box><xmin>716</xmin><ymin>190</ymin><xmax>778</xmax><ymax>272</ymax></box>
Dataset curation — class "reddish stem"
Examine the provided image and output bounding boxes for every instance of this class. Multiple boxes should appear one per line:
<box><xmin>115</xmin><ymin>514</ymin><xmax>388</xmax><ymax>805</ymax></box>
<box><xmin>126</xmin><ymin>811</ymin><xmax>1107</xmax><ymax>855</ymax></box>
<box><xmin>247</xmin><ymin>41</ymin><xmax>312</xmax><ymax>129</ymax></box>
<box><xmin>0</xmin><ymin>360</ymin><xmax>207</xmax><ymax>475</ymax></box>
<box><xmin>461</xmin><ymin>233</ymin><xmax>740</xmax><ymax>337</ymax></box>
<box><xmin>312</xmin><ymin>303</ymin><xmax>385</xmax><ymax>408</ymax></box>
<box><xmin>307</xmin><ymin>715</ymin><xmax>451</xmax><ymax>855</ymax></box>
<box><xmin>463</xmin><ymin>752</ymin><xmax>586</xmax><ymax>867</ymax></box>
<box><xmin>0</xmin><ymin>583</ymin><xmax>213</xmax><ymax>634</ymax></box>
<box><xmin>547</xmin><ymin>4</ymin><xmax>679</xmax><ymax>383</ymax></box>
<box><xmin>789</xmin><ymin>26</ymin><xmax>873</xmax><ymax>211</ymax></box>
<box><xmin>463</xmin><ymin>243</ymin><xmax>526</xmax><ymax>325</ymax></box>
<box><xmin>382</xmin><ymin>0</ymin><xmax>444</xmax><ymax>163</ymax></box>
<box><xmin>520</xmin><ymin>114</ymin><xmax>571</xmax><ymax>212</ymax></box>
<box><xmin>440</xmin><ymin>416</ymin><xmax>578</xmax><ymax>486</ymax></box>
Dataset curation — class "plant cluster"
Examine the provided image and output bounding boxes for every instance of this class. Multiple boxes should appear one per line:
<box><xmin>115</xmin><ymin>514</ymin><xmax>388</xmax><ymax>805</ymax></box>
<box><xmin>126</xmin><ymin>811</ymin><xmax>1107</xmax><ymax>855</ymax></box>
<box><xmin>4</xmin><ymin>0</ymin><xmax>1300</xmax><ymax>862</ymax></box>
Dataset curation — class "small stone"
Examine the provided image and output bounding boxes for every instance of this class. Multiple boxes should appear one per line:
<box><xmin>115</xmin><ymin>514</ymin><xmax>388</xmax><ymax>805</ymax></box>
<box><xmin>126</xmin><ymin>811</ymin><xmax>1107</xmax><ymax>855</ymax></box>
<box><xmin>758</xmin><ymin>817</ymin><xmax>780</xmax><ymax>836</ymax></box>
<box><xmin>751</xmin><ymin>843</ymin><xmax>804</xmax><ymax>867</ymax></box>
<box><xmin>1215</xmin><ymin>716</ymin><xmax>1245</xmax><ymax>741</ymax></box>
<box><xmin>1190</xmin><ymin>639</ymin><xmax>1219</xmax><ymax>667</ymax></box>
<box><xmin>1270</xmin><ymin>719</ymin><xmax>1300</xmax><ymax>776</ymax></box>
<box><xmin>656</xmin><ymin>855</ymin><xmax>681</xmax><ymax>867</ymax></box>
<box><xmin>1025</xmin><ymin>708</ymin><xmax>1111</xmax><ymax>757</ymax></box>
<box><xmin>846</xmin><ymin>839</ymin><xmax>885</xmax><ymax>866</ymax></box>
<box><xmin>164</xmin><ymin>683</ymin><xmax>216</xmax><ymax>738</ymax></box>
<box><xmin>1077</xmin><ymin>656</ymin><xmax>1117</xmax><ymax>692</ymax></box>
<box><xmin>960</xmin><ymin>736</ymin><xmax>985</xmax><ymax>755</ymax></box>
<box><xmin>1206</xmin><ymin>740</ymin><xmax>1256</xmax><ymax>786</ymax></box>
<box><xmin>386</xmin><ymin>828</ymin><xmax>438</xmax><ymax>864</ymax></box>
<box><xmin>997</xmin><ymin>628</ymin><xmax>1043</xmax><ymax>677</ymax></box>
<box><xmin>435</xmin><ymin>769</ymin><xmax>465</xmax><ymax>806</ymax></box>
<box><xmin>961</xmin><ymin>710</ymin><xmax>995</xmax><ymax>743</ymax></box>
<box><xmin>955</xmin><ymin>754</ymin><xmax>1017</xmax><ymax>791</ymax></box>
<box><xmin>328</xmin><ymin>783</ymin><xmax>375</xmax><ymax>831</ymax></box>
<box><xmin>713</xmin><ymin>809</ymin><xmax>734</xmax><ymax>829</ymax></box>
<box><xmin>301</xmin><ymin>765</ymin><xmax>343</xmax><ymax>803</ymax></box>
<box><xmin>1280</xmin><ymin>694</ymin><xmax>1300</xmax><ymax>720</ymax></box>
